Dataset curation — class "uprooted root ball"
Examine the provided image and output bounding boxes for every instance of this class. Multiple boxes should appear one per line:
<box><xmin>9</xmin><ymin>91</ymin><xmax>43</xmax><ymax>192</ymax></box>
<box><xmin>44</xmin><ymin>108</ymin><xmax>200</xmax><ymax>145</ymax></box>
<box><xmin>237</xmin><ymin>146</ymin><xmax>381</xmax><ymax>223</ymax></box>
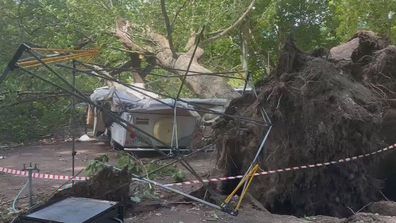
<box><xmin>214</xmin><ymin>33</ymin><xmax>396</xmax><ymax>217</ymax></box>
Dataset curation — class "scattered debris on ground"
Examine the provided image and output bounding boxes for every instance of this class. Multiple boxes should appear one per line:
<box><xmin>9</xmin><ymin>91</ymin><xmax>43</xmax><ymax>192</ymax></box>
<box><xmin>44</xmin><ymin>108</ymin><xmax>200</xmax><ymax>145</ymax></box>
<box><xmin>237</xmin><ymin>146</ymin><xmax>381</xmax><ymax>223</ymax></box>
<box><xmin>50</xmin><ymin>166</ymin><xmax>132</xmax><ymax>205</ymax></box>
<box><xmin>343</xmin><ymin>213</ymin><xmax>396</xmax><ymax>223</ymax></box>
<box><xmin>77</xmin><ymin>134</ymin><xmax>97</xmax><ymax>142</ymax></box>
<box><xmin>368</xmin><ymin>201</ymin><xmax>396</xmax><ymax>217</ymax></box>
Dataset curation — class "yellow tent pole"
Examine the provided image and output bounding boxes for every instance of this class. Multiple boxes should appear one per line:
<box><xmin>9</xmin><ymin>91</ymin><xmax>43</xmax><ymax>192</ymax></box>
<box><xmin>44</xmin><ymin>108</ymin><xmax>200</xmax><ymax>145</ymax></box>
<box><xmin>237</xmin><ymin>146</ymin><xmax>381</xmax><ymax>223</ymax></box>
<box><xmin>235</xmin><ymin>164</ymin><xmax>259</xmax><ymax>211</ymax></box>
<box><xmin>31</xmin><ymin>48</ymin><xmax>98</xmax><ymax>53</ymax></box>
<box><xmin>222</xmin><ymin>164</ymin><xmax>259</xmax><ymax>206</ymax></box>
<box><xmin>18</xmin><ymin>53</ymin><xmax>100</xmax><ymax>70</ymax></box>
<box><xmin>18</xmin><ymin>52</ymin><xmax>96</xmax><ymax>66</ymax></box>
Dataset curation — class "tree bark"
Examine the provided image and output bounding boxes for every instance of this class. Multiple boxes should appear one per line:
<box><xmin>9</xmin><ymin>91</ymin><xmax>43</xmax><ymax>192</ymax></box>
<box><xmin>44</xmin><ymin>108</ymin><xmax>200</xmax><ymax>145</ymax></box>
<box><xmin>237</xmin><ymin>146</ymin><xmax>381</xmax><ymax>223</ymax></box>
<box><xmin>170</xmin><ymin>51</ymin><xmax>241</xmax><ymax>99</ymax></box>
<box><xmin>110</xmin><ymin>53</ymin><xmax>145</xmax><ymax>83</ymax></box>
<box><xmin>241</xmin><ymin>20</ymin><xmax>249</xmax><ymax>71</ymax></box>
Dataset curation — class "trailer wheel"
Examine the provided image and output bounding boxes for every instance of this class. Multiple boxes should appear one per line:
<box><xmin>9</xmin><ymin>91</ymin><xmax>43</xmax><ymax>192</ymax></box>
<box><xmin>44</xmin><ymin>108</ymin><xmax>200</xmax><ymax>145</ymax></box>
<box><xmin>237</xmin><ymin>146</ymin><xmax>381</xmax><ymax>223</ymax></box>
<box><xmin>110</xmin><ymin>139</ymin><xmax>124</xmax><ymax>151</ymax></box>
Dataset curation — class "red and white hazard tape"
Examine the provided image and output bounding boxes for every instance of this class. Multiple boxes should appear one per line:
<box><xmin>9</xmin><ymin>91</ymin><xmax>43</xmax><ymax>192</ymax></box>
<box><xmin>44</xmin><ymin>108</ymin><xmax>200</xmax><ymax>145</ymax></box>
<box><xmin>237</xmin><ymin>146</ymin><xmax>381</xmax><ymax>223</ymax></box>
<box><xmin>163</xmin><ymin>143</ymin><xmax>396</xmax><ymax>187</ymax></box>
<box><xmin>0</xmin><ymin>167</ymin><xmax>88</xmax><ymax>181</ymax></box>
<box><xmin>1</xmin><ymin>143</ymin><xmax>396</xmax><ymax>186</ymax></box>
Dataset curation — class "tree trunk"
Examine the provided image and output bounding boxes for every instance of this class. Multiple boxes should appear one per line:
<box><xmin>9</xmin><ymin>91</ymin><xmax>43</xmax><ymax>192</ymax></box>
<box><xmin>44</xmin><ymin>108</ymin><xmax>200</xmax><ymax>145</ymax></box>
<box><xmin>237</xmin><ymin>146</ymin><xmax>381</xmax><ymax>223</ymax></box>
<box><xmin>161</xmin><ymin>50</ymin><xmax>241</xmax><ymax>99</ymax></box>
<box><xmin>113</xmin><ymin>0</ymin><xmax>258</xmax><ymax>100</ymax></box>
<box><xmin>241</xmin><ymin>19</ymin><xmax>249</xmax><ymax>71</ymax></box>
<box><xmin>115</xmin><ymin>20</ymin><xmax>240</xmax><ymax>100</ymax></box>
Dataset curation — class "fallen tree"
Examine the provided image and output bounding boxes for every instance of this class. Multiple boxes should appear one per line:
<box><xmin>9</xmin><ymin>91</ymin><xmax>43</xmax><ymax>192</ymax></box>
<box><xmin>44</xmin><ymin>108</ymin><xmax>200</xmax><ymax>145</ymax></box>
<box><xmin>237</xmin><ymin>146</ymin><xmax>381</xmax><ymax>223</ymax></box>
<box><xmin>214</xmin><ymin>31</ymin><xmax>396</xmax><ymax>217</ymax></box>
<box><xmin>113</xmin><ymin>0</ymin><xmax>257</xmax><ymax>100</ymax></box>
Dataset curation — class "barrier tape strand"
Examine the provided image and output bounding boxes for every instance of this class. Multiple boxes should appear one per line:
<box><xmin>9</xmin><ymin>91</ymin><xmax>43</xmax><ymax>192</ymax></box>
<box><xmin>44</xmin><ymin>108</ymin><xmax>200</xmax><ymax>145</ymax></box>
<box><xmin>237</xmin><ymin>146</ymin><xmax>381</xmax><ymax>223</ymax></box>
<box><xmin>1</xmin><ymin>143</ymin><xmax>395</xmax><ymax>186</ymax></box>
<box><xmin>163</xmin><ymin>143</ymin><xmax>396</xmax><ymax>187</ymax></box>
<box><xmin>0</xmin><ymin>167</ymin><xmax>88</xmax><ymax>181</ymax></box>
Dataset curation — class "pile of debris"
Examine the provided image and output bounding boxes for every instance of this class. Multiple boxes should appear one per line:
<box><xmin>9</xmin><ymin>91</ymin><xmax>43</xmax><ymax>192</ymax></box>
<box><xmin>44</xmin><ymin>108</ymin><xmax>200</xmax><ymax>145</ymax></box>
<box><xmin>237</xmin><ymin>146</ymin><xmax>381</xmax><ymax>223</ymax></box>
<box><xmin>51</xmin><ymin>167</ymin><xmax>132</xmax><ymax>204</ymax></box>
<box><xmin>7</xmin><ymin>167</ymin><xmax>131</xmax><ymax>223</ymax></box>
<box><xmin>214</xmin><ymin>31</ymin><xmax>396</xmax><ymax>217</ymax></box>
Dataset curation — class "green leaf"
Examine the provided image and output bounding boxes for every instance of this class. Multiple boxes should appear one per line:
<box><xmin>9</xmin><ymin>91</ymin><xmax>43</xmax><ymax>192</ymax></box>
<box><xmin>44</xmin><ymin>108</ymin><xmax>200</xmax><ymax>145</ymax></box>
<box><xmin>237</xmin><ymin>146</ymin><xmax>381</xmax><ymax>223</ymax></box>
<box><xmin>130</xmin><ymin>196</ymin><xmax>142</xmax><ymax>203</ymax></box>
<box><xmin>172</xmin><ymin>170</ymin><xmax>187</xmax><ymax>183</ymax></box>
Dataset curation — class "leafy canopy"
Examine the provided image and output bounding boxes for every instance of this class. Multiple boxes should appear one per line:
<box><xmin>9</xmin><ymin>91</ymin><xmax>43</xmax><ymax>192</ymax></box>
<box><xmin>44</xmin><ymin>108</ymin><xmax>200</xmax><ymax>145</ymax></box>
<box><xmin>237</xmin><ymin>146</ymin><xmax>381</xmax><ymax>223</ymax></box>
<box><xmin>0</xmin><ymin>0</ymin><xmax>395</xmax><ymax>142</ymax></box>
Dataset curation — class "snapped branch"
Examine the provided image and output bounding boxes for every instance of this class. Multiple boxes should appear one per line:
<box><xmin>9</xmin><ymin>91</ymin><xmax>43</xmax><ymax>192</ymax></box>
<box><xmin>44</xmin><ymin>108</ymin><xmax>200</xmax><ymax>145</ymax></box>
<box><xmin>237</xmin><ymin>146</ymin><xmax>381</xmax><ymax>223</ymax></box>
<box><xmin>160</xmin><ymin>0</ymin><xmax>177</xmax><ymax>58</ymax></box>
<box><xmin>115</xmin><ymin>20</ymin><xmax>148</xmax><ymax>53</ymax></box>
<box><xmin>171</xmin><ymin>0</ymin><xmax>188</xmax><ymax>27</ymax></box>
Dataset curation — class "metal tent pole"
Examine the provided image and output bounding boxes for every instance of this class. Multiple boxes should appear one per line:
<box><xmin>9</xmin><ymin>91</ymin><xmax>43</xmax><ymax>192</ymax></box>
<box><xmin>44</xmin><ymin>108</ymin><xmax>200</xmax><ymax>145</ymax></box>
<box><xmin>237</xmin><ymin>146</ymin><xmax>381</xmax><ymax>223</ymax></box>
<box><xmin>2</xmin><ymin>44</ymin><xmax>210</xmax><ymax>196</ymax></box>
<box><xmin>71</xmin><ymin>60</ymin><xmax>77</xmax><ymax>185</ymax></box>
<box><xmin>171</xmin><ymin>27</ymin><xmax>204</xmax><ymax>155</ymax></box>
<box><xmin>19</xmin><ymin>65</ymin><xmax>205</xmax><ymax>184</ymax></box>
<box><xmin>100</xmin><ymin>162</ymin><xmax>223</xmax><ymax>211</ymax></box>
<box><xmin>242</xmin><ymin>71</ymin><xmax>251</xmax><ymax>95</ymax></box>
<box><xmin>132</xmin><ymin>177</ymin><xmax>222</xmax><ymax>211</ymax></box>
<box><xmin>56</xmin><ymin>64</ymin><xmax>269</xmax><ymax>127</ymax></box>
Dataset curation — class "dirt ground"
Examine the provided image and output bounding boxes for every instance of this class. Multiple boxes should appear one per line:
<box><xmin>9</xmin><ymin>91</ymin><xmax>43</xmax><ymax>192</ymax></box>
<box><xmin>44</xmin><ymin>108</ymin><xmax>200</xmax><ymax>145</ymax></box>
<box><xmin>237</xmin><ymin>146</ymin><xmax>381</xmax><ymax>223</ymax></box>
<box><xmin>1</xmin><ymin>142</ymin><xmax>396</xmax><ymax>222</ymax></box>
<box><xmin>0</xmin><ymin>141</ymin><xmax>313</xmax><ymax>223</ymax></box>
<box><xmin>0</xmin><ymin>141</ymin><xmax>228</xmax><ymax>222</ymax></box>
<box><xmin>0</xmin><ymin>141</ymin><xmax>118</xmax><ymax>203</ymax></box>
<box><xmin>126</xmin><ymin>203</ymin><xmax>344</xmax><ymax>223</ymax></box>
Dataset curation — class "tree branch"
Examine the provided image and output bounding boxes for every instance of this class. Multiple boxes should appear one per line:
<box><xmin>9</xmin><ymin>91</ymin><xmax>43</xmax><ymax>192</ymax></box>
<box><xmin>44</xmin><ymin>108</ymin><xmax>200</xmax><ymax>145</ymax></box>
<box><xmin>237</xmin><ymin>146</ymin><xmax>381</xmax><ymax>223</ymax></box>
<box><xmin>184</xmin><ymin>31</ymin><xmax>200</xmax><ymax>51</ymax></box>
<box><xmin>109</xmin><ymin>53</ymin><xmax>148</xmax><ymax>83</ymax></box>
<box><xmin>200</xmin><ymin>0</ymin><xmax>256</xmax><ymax>47</ymax></box>
<box><xmin>83</xmin><ymin>64</ymin><xmax>117</xmax><ymax>87</ymax></box>
<box><xmin>160</xmin><ymin>0</ymin><xmax>177</xmax><ymax>58</ymax></box>
<box><xmin>113</xmin><ymin>19</ymin><xmax>240</xmax><ymax>99</ymax></box>
<box><xmin>171</xmin><ymin>0</ymin><xmax>188</xmax><ymax>27</ymax></box>
<box><xmin>74</xmin><ymin>38</ymin><xmax>93</xmax><ymax>50</ymax></box>
<box><xmin>0</xmin><ymin>94</ymin><xmax>78</xmax><ymax>110</ymax></box>
<box><xmin>0</xmin><ymin>91</ymin><xmax>66</xmax><ymax>96</ymax></box>
<box><xmin>108</xmin><ymin>60</ymin><xmax>135</xmax><ymax>76</ymax></box>
<box><xmin>115</xmin><ymin>20</ymin><xmax>148</xmax><ymax>53</ymax></box>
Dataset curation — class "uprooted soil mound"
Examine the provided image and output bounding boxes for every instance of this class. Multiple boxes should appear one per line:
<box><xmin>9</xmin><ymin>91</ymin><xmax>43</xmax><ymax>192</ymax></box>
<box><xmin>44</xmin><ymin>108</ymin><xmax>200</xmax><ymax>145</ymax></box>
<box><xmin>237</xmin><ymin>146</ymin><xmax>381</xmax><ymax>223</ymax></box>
<box><xmin>51</xmin><ymin>167</ymin><xmax>132</xmax><ymax>204</ymax></box>
<box><xmin>214</xmin><ymin>31</ymin><xmax>396</xmax><ymax>218</ymax></box>
<box><xmin>369</xmin><ymin>201</ymin><xmax>396</xmax><ymax>217</ymax></box>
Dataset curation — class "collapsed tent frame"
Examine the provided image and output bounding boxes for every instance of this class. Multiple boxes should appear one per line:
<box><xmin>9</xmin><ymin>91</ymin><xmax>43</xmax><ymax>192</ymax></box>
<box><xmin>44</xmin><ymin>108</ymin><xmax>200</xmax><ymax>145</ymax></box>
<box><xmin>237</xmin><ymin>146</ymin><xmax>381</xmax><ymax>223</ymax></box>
<box><xmin>0</xmin><ymin>43</ymin><xmax>272</xmax><ymax>216</ymax></box>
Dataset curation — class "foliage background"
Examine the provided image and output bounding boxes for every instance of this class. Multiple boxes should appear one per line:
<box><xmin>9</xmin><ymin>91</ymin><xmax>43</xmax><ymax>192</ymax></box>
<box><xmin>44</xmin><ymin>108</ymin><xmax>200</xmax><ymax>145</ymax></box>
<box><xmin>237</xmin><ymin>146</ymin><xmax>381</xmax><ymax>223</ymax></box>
<box><xmin>0</xmin><ymin>0</ymin><xmax>395</xmax><ymax>143</ymax></box>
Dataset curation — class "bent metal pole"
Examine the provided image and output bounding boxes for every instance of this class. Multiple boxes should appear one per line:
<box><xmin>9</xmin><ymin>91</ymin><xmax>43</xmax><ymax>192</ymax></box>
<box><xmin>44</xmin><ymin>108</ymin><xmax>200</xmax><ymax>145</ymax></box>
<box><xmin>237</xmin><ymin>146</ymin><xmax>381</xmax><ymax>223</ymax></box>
<box><xmin>103</xmin><ymin>163</ymin><xmax>223</xmax><ymax>211</ymax></box>
<box><xmin>19</xmin><ymin>66</ymin><xmax>205</xmax><ymax>184</ymax></box>
<box><xmin>132</xmin><ymin>177</ymin><xmax>222</xmax><ymax>211</ymax></box>
<box><xmin>18</xmin><ymin>46</ymin><xmax>207</xmax><ymax>185</ymax></box>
